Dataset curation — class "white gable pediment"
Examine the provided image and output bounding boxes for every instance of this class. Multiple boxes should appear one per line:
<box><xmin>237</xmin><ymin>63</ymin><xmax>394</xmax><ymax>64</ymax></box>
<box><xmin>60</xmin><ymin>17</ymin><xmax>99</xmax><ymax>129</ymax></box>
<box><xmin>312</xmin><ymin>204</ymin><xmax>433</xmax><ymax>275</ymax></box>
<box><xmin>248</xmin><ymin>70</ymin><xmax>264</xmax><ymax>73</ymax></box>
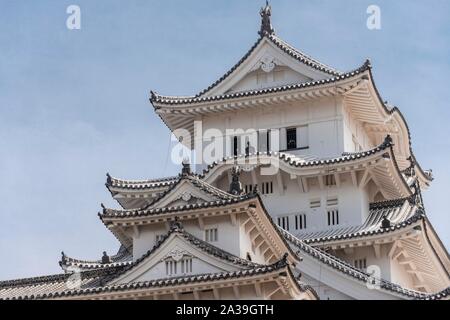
<box><xmin>149</xmin><ymin>179</ymin><xmax>217</xmax><ymax>209</ymax></box>
<box><xmin>205</xmin><ymin>37</ymin><xmax>332</xmax><ymax>97</ymax></box>
<box><xmin>110</xmin><ymin>234</ymin><xmax>242</xmax><ymax>285</ymax></box>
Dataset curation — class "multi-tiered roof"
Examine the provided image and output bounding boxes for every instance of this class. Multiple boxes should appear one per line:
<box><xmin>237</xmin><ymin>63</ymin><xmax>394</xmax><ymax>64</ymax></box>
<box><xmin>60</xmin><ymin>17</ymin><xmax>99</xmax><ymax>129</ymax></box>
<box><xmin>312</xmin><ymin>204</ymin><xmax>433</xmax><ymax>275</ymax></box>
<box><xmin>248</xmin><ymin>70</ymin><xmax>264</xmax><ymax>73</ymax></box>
<box><xmin>0</xmin><ymin>2</ymin><xmax>448</xmax><ymax>301</ymax></box>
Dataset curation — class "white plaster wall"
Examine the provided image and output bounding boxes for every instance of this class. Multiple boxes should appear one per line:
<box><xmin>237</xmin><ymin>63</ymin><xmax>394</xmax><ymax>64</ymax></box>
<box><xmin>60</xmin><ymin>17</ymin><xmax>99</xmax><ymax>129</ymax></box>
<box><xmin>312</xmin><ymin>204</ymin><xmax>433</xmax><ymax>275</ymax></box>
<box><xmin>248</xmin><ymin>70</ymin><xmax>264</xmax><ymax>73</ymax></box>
<box><xmin>333</xmin><ymin>246</ymin><xmax>391</xmax><ymax>280</ymax></box>
<box><xmin>124</xmin><ymin>257</ymin><xmax>230</xmax><ymax>283</ymax></box>
<box><xmin>215</xmin><ymin>170</ymin><xmax>371</xmax><ymax>234</ymax></box>
<box><xmin>131</xmin><ymin>214</ymin><xmax>261</xmax><ymax>265</ymax></box>
<box><xmin>197</xmin><ymin>97</ymin><xmax>346</xmax><ymax>167</ymax></box>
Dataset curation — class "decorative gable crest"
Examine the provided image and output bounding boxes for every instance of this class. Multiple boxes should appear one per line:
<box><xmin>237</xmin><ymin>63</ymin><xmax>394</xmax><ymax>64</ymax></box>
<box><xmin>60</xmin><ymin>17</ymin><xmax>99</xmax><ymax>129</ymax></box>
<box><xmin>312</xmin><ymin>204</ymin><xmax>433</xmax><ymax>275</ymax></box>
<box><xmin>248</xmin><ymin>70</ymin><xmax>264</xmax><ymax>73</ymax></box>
<box><xmin>162</xmin><ymin>247</ymin><xmax>192</xmax><ymax>262</ymax></box>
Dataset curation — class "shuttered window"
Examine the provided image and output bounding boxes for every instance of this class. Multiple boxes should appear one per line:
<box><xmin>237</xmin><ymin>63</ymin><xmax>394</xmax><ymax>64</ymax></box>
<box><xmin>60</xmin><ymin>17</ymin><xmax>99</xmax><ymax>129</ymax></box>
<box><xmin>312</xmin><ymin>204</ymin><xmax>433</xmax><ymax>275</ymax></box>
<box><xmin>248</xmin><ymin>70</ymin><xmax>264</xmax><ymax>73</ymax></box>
<box><xmin>297</xmin><ymin>125</ymin><xmax>309</xmax><ymax>149</ymax></box>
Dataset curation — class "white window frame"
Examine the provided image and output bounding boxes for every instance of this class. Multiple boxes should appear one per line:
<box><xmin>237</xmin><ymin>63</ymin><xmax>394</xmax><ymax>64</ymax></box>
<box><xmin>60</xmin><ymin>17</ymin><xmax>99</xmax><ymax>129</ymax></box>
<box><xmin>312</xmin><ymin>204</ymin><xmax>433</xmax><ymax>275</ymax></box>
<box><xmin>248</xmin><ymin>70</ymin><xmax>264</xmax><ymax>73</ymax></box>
<box><xmin>205</xmin><ymin>228</ymin><xmax>218</xmax><ymax>242</ymax></box>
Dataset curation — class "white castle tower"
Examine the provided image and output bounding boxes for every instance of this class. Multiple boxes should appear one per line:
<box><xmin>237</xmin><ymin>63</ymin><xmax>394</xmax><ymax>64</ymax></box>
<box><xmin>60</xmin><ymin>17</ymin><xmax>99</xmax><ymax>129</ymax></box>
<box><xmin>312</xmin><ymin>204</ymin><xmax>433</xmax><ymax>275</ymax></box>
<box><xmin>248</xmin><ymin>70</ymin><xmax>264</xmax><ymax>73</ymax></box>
<box><xmin>1</xmin><ymin>3</ymin><xmax>448</xmax><ymax>300</ymax></box>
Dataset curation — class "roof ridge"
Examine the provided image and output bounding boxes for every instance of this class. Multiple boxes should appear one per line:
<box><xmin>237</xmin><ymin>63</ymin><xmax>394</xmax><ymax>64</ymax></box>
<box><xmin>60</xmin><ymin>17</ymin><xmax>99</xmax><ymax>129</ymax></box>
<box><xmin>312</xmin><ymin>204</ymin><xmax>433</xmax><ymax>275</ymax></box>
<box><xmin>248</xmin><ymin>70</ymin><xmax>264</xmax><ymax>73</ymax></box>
<box><xmin>100</xmin><ymin>194</ymin><xmax>257</xmax><ymax>219</ymax></box>
<box><xmin>106</xmin><ymin>173</ymin><xmax>179</xmax><ymax>190</ymax></box>
<box><xmin>61</xmin><ymin>245</ymin><xmax>131</xmax><ymax>266</ymax></box>
<box><xmin>369</xmin><ymin>195</ymin><xmax>415</xmax><ymax>210</ymax></box>
<box><xmin>267</xmin><ymin>34</ymin><xmax>342</xmax><ymax>75</ymax></box>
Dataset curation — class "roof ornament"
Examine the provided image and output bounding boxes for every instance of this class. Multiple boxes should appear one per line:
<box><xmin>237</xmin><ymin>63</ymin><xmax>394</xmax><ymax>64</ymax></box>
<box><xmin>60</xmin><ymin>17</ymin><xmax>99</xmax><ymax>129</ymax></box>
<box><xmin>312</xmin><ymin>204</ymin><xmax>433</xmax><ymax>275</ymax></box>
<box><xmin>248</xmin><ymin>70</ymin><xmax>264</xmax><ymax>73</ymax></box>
<box><xmin>170</xmin><ymin>217</ymin><xmax>183</xmax><ymax>232</ymax></box>
<box><xmin>102</xmin><ymin>251</ymin><xmax>112</xmax><ymax>264</ymax></box>
<box><xmin>106</xmin><ymin>173</ymin><xmax>112</xmax><ymax>185</ymax></box>
<box><xmin>181</xmin><ymin>159</ymin><xmax>191</xmax><ymax>176</ymax></box>
<box><xmin>259</xmin><ymin>1</ymin><xmax>274</xmax><ymax>36</ymax></box>
<box><xmin>406</xmin><ymin>156</ymin><xmax>416</xmax><ymax>177</ymax></box>
<box><xmin>273</xmin><ymin>253</ymin><xmax>289</xmax><ymax>268</ymax></box>
<box><xmin>383</xmin><ymin>134</ymin><xmax>393</xmax><ymax>147</ymax></box>
<box><xmin>229</xmin><ymin>166</ymin><xmax>244</xmax><ymax>195</ymax></box>
<box><xmin>245</xmin><ymin>141</ymin><xmax>250</xmax><ymax>157</ymax></box>
<box><xmin>252</xmin><ymin>184</ymin><xmax>259</xmax><ymax>195</ymax></box>
<box><xmin>381</xmin><ymin>216</ymin><xmax>391</xmax><ymax>229</ymax></box>
<box><xmin>406</xmin><ymin>156</ymin><xmax>425</xmax><ymax>208</ymax></box>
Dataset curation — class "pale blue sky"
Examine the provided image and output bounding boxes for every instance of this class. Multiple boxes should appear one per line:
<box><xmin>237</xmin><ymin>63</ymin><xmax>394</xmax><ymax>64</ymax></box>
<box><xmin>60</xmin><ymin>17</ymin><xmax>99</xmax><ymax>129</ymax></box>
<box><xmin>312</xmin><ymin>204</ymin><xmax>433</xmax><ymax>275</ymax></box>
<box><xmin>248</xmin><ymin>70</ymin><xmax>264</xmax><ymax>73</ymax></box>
<box><xmin>0</xmin><ymin>0</ymin><xmax>449</xmax><ymax>280</ymax></box>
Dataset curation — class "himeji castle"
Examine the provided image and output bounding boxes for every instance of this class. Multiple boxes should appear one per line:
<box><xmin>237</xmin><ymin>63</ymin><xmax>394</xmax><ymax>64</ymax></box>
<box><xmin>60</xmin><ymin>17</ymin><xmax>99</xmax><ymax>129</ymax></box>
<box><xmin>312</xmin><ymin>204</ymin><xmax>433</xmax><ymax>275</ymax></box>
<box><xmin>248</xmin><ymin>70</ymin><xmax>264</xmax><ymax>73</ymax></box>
<box><xmin>1</xmin><ymin>3</ymin><xmax>449</xmax><ymax>300</ymax></box>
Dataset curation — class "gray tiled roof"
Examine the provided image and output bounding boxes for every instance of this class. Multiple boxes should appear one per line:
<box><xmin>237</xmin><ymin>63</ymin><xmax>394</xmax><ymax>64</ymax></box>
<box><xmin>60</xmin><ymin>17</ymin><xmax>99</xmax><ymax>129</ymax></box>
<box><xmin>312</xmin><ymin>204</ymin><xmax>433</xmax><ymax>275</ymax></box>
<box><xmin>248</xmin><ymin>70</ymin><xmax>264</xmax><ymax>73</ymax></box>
<box><xmin>53</xmin><ymin>262</ymin><xmax>289</xmax><ymax>300</ymax></box>
<box><xmin>281</xmin><ymin>228</ymin><xmax>448</xmax><ymax>300</ymax></box>
<box><xmin>106</xmin><ymin>222</ymin><xmax>261</xmax><ymax>283</ymax></box>
<box><xmin>106</xmin><ymin>173</ymin><xmax>179</xmax><ymax>190</ymax></box>
<box><xmin>0</xmin><ymin>250</ymin><xmax>291</xmax><ymax>300</ymax></box>
<box><xmin>104</xmin><ymin>137</ymin><xmax>393</xmax><ymax>193</ymax></box>
<box><xmin>150</xmin><ymin>60</ymin><xmax>369</xmax><ymax>106</ymax></box>
<box><xmin>100</xmin><ymin>194</ymin><xmax>257</xmax><ymax>220</ymax></box>
<box><xmin>60</xmin><ymin>245</ymin><xmax>133</xmax><ymax>271</ymax></box>
<box><xmin>0</xmin><ymin>267</ymin><xmax>126</xmax><ymax>301</ymax></box>
<box><xmin>200</xmin><ymin>135</ymin><xmax>394</xmax><ymax>178</ymax></box>
<box><xmin>295</xmin><ymin>196</ymin><xmax>424</xmax><ymax>244</ymax></box>
<box><xmin>0</xmin><ymin>223</ymin><xmax>270</xmax><ymax>300</ymax></box>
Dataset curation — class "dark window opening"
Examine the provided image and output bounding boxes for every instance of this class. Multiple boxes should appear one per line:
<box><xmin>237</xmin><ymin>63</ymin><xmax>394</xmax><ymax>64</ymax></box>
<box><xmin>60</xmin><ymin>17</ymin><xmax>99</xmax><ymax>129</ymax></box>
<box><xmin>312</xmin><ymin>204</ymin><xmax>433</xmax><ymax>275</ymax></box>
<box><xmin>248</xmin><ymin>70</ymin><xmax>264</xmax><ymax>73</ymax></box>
<box><xmin>233</xmin><ymin>136</ymin><xmax>238</xmax><ymax>156</ymax></box>
<box><xmin>286</xmin><ymin>128</ymin><xmax>297</xmax><ymax>150</ymax></box>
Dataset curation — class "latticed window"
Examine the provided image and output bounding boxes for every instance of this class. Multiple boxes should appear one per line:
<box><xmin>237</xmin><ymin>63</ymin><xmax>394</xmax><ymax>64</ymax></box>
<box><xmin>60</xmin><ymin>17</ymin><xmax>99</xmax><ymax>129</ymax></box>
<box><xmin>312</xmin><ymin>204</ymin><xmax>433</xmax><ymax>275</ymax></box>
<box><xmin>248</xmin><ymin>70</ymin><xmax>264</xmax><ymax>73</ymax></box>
<box><xmin>180</xmin><ymin>258</ymin><xmax>193</xmax><ymax>274</ymax></box>
<box><xmin>327</xmin><ymin>209</ymin><xmax>339</xmax><ymax>226</ymax></box>
<box><xmin>277</xmin><ymin>216</ymin><xmax>290</xmax><ymax>231</ymax></box>
<box><xmin>205</xmin><ymin>228</ymin><xmax>218</xmax><ymax>242</ymax></box>
<box><xmin>165</xmin><ymin>260</ymin><xmax>177</xmax><ymax>276</ymax></box>
<box><xmin>244</xmin><ymin>184</ymin><xmax>253</xmax><ymax>194</ymax></box>
<box><xmin>295</xmin><ymin>214</ymin><xmax>307</xmax><ymax>230</ymax></box>
<box><xmin>354</xmin><ymin>258</ymin><xmax>367</xmax><ymax>270</ymax></box>
<box><xmin>261</xmin><ymin>181</ymin><xmax>273</xmax><ymax>195</ymax></box>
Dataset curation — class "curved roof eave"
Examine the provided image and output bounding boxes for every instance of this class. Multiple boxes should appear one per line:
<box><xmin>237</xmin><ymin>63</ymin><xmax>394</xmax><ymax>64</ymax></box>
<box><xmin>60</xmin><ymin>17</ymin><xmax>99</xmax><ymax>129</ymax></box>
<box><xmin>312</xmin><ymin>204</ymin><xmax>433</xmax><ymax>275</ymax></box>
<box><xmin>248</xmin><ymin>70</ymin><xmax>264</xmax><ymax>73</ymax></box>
<box><xmin>200</xmin><ymin>138</ymin><xmax>413</xmax><ymax>199</ymax></box>
<box><xmin>366</xmin><ymin>68</ymin><xmax>433</xmax><ymax>185</ymax></box>
<box><xmin>150</xmin><ymin>60</ymin><xmax>369</xmax><ymax>107</ymax></box>
<box><xmin>281</xmin><ymin>228</ymin><xmax>448</xmax><ymax>300</ymax></box>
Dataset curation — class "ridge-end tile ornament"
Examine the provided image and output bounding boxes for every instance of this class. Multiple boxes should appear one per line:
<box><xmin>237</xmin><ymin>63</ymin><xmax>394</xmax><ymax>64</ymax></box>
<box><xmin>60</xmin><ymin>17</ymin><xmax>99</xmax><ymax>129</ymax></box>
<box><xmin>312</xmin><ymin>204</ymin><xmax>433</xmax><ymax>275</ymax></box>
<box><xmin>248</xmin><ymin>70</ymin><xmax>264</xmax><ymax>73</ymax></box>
<box><xmin>259</xmin><ymin>1</ymin><xmax>274</xmax><ymax>36</ymax></box>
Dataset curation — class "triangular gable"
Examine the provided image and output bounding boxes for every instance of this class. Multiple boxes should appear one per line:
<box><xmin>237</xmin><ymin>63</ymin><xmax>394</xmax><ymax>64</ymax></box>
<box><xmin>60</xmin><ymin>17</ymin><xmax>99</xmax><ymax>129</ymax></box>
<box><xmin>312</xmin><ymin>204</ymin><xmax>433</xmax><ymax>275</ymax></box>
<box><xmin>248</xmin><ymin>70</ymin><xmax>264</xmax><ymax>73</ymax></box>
<box><xmin>147</xmin><ymin>176</ymin><xmax>234</xmax><ymax>210</ymax></box>
<box><xmin>109</xmin><ymin>229</ymin><xmax>251</xmax><ymax>285</ymax></box>
<box><xmin>200</xmin><ymin>35</ymin><xmax>340</xmax><ymax>98</ymax></box>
